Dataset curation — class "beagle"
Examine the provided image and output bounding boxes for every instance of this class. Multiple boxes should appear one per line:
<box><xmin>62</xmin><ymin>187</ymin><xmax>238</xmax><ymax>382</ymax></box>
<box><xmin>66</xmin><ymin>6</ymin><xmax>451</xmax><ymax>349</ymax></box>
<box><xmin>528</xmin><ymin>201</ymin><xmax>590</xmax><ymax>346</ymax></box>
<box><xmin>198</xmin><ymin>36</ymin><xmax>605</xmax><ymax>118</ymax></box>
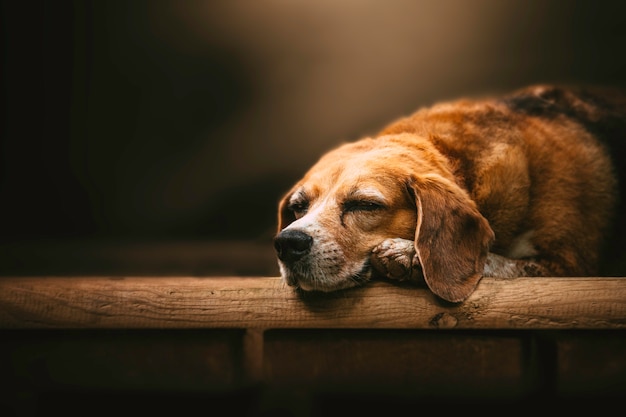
<box><xmin>274</xmin><ymin>85</ymin><xmax>626</xmax><ymax>302</ymax></box>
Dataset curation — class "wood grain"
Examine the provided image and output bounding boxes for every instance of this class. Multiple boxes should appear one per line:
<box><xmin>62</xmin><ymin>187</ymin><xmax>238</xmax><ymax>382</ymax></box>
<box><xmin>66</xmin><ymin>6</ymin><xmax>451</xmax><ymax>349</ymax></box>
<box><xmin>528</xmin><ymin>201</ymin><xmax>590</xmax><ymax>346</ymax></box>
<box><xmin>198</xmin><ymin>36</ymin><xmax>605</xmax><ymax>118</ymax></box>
<box><xmin>0</xmin><ymin>276</ymin><xmax>625</xmax><ymax>329</ymax></box>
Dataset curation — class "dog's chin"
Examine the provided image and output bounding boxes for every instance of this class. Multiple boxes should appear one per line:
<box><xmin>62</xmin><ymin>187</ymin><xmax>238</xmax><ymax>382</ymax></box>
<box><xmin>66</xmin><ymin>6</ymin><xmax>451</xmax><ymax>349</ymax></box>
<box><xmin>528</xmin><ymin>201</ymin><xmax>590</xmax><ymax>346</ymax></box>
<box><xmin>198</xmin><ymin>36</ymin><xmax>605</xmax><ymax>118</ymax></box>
<box><xmin>295</xmin><ymin>277</ymin><xmax>363</xmax><ymax>293</ymax></box>
<box><xmin>279</xmin><ymin>260</ymin><xmax>372</xmax><ymax>293</ymax></box>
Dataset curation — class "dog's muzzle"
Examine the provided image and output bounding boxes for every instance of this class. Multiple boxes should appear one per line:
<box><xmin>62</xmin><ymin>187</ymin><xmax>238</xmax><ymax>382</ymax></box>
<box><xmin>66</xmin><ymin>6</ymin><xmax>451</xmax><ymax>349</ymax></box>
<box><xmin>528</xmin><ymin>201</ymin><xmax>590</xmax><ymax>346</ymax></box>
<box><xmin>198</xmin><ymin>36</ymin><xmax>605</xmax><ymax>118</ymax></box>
<box><xmin>273</xmin><ymin>229</ymin><xmax>313</xmax><ymax>264</ymax></box>
<box><xmin>274</xmin><ymin>228</ymin><xmax>372</xmax><ymax>291</ymax></box>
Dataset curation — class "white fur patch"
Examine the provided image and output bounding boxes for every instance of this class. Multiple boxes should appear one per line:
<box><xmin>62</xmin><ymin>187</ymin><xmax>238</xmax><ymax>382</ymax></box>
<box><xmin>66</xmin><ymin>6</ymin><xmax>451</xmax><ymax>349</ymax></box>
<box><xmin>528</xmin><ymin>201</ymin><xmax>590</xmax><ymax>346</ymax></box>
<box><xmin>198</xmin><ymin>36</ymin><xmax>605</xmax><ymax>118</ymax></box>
<box><xmin>506</xmin><ymin>230</ymin><xmax>538</xmax><ymax>259</ymax></box>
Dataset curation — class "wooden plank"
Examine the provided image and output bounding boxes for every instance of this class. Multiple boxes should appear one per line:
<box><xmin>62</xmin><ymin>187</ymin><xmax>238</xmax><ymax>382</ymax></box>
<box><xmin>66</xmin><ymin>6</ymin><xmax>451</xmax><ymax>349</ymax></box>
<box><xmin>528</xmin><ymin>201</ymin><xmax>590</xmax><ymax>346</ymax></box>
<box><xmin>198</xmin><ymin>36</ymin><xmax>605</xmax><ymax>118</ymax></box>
<box><xmin>0</xmin><ymin>329</ymin><xmax>245</xmax><ymax>391</ymax></box>
<box><xmin>555</xmin><ymin>333</ymin><xmax>626</xmax><ymax>395</ymax></box>
<box><xmin>263</xmin><ymin>330</ymin><xmax>527</xmax><ymax>396</ymax></box>
<box><xmin>0</xmin><ymin>276</ymin><xmax>625</xmax><ymax>329</ymax></box>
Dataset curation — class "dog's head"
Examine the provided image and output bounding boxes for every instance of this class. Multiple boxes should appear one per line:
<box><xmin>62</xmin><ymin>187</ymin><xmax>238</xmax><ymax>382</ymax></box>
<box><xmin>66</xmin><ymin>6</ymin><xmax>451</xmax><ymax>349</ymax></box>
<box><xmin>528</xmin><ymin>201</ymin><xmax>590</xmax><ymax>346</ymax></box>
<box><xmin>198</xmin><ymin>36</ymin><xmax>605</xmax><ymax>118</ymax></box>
<box><xmin>274</xmin><ymin>134</ymin><xmax>494</xmax><ymax>302</ymax></box>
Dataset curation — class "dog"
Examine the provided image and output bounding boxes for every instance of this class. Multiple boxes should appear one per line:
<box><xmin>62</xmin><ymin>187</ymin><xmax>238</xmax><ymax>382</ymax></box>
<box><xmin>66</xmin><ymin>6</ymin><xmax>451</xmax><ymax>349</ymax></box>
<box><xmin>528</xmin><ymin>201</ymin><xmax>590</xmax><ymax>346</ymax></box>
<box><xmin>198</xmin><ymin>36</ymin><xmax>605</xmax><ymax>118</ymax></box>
<box><xmin>273</xmin><ymin>85</ymin><xmax>626</xmax><ymax>302</ymax></box>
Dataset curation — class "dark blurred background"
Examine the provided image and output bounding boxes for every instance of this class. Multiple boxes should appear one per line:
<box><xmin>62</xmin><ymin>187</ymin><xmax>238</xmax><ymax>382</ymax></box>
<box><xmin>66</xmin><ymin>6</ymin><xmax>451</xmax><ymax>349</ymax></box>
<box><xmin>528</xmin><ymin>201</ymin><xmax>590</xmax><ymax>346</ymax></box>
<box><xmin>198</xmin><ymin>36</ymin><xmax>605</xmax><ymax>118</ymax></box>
<box><xmin>2</xmin><ymin>0</ymin><xmax>626</xmax><ymax>275</ymax></box>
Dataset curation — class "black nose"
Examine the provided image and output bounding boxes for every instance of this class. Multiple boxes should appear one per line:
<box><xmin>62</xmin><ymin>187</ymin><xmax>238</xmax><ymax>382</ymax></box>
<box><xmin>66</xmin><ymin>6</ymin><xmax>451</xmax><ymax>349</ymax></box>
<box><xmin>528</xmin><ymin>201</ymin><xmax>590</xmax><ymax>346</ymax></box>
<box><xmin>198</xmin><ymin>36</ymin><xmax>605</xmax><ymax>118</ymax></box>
<box><xmin>274</xmin><ymin>229</ymin><xmax>313</xmax><ymax>263</ymax></box>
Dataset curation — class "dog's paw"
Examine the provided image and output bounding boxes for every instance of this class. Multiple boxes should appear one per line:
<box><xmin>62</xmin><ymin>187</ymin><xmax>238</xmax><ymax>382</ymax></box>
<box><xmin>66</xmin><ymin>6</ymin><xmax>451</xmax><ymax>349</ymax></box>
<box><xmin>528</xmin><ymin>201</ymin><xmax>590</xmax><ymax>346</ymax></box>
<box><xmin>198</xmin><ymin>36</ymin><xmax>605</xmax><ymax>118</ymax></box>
<box><xmin>370</xmin><ymin>238</ymin><xmax>422</xmax><ymax>281</ymax></box>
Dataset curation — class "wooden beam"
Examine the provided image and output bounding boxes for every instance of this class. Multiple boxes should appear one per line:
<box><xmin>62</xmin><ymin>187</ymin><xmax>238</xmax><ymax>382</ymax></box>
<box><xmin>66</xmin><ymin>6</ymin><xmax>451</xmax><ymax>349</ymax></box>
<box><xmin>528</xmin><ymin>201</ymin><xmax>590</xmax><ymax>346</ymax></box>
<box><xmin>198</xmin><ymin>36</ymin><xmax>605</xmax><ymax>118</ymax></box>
<box><xmin>0</xmin><ymin>276</ymin><xmax>625</xmax><ymax>330</ymax></box>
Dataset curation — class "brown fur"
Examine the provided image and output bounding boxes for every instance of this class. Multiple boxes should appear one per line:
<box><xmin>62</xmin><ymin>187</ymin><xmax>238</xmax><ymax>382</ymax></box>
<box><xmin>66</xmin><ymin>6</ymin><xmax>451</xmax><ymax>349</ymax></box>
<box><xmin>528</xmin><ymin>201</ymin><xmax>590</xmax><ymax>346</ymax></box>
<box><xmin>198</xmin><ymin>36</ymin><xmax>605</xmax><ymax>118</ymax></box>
<box><xmin>274</xmin><ymin>85</ymin><xmax>624</xmax><ymax>302</ymax></box>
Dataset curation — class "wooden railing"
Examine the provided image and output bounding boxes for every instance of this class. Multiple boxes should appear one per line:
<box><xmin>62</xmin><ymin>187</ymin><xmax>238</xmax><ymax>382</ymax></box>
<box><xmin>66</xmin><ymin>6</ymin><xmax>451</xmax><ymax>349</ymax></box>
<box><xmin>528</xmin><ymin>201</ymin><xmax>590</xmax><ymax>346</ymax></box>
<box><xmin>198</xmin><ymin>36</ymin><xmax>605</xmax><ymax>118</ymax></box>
<box><xmin>1</xmin><ymin>276</ymin><xmax>625</xmax><ymax>415</ymax></box>
<box><xmin>1</xmin><ymin>276</ymin><xmax>625</xmax><ymax>329</ymax></box>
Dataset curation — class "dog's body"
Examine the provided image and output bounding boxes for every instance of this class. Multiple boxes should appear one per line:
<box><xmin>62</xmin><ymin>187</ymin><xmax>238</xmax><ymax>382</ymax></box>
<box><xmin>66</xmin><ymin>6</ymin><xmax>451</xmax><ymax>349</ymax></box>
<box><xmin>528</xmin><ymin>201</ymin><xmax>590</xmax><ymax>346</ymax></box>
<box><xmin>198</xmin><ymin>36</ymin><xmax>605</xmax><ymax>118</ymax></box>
<box><xmin>274</xmin><ymin>85</ymin><xmax>626</xmax><ymax>302</ymax></box>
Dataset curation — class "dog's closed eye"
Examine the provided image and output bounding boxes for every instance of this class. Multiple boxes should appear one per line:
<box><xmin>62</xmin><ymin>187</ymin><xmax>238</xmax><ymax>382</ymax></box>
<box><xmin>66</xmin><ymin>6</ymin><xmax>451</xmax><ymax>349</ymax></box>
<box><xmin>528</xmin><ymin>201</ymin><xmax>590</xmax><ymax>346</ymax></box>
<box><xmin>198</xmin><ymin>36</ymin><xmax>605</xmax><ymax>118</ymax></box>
<box><xmin>342</xmin><ymin>200</ymin><xmax>385</xmax><ymax>213</ymax></box>
<box><xmin>287</xmin><ymin>201</ymin><xmax>309</xmax><ymax>218</ymax></box>
<box><xmin>286</xmin><ymin>191</ymin><xmax>310</xmax><ymax>219</ymax></box>
<box><xmin>343</xmin><ymin>187</ymin><xmax>388</xmax><ymax>214</ymax></box>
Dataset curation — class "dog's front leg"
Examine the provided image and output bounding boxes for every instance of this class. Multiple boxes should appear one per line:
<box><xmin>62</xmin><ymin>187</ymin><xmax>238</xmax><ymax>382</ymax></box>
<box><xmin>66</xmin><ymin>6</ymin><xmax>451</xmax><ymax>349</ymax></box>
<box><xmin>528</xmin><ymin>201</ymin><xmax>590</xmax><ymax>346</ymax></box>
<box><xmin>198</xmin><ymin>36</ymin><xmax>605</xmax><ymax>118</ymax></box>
<box><xmin>371</xmin><ymin>239</ymin><xmax>551</xmax><ymax>283</ymax></box>
<box><xmin>370</xmin><ymin>238</ymin><xmax>423</xmax><ymax>282</ymax></box>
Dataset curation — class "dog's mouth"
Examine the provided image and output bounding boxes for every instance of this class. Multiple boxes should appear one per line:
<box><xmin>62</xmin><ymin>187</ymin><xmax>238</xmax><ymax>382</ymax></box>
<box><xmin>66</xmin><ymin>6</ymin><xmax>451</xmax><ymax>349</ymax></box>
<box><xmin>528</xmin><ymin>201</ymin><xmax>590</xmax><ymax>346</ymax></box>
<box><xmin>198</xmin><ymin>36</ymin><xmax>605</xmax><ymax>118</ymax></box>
<box><xmin>280</xmin><ymin>258</ymin><xmax>373</xmax><ymax>292</ymax></box>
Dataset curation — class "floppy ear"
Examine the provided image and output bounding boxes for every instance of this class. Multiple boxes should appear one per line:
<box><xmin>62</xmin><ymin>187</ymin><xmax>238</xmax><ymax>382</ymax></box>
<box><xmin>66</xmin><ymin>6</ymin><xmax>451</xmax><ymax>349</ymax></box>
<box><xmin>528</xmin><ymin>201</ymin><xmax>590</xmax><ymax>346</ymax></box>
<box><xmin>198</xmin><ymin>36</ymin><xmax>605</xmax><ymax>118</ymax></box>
<box><xmin>409</xmin><ymin>176</ymin><xmax>495</xmax><ymax>303</ymax></box>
